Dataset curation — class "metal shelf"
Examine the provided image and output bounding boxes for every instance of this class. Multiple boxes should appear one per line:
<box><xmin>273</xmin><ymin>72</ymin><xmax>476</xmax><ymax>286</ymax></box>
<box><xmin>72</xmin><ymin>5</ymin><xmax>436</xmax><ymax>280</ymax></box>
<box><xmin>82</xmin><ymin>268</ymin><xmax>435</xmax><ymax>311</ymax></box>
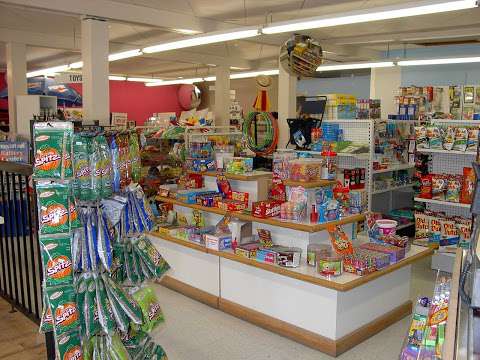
<box><xmin>372</xmin><ymin>183</ymin><xmax>414</xmax><ymax>195</ymax></box>
<box><xmin>417</xmin><ymin>149</ymin><xmax>476</xmax><ymax>156</ymax></box>
<box><xmin>414</xmin><ymin>197</ymin><xmax>471</xmax><ymax>208</ymax></box>
<box><xmin>372</xmin><ymin>164</ymin><xmax>415</xmax><ymax>174</ymax></box>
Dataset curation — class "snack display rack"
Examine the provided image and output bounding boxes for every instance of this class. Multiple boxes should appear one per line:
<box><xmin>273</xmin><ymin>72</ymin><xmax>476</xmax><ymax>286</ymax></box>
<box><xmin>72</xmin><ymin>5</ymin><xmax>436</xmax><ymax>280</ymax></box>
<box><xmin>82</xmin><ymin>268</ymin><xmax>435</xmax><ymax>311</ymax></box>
<box><xmin>148</xmin><ymin>171</ymin><xmax>433</xmax><ymax>357</ymax></box>
<box><xmin>414</xmin><ymin>119</ymin><xmax>477</xmax><ymax>273</ymax></box>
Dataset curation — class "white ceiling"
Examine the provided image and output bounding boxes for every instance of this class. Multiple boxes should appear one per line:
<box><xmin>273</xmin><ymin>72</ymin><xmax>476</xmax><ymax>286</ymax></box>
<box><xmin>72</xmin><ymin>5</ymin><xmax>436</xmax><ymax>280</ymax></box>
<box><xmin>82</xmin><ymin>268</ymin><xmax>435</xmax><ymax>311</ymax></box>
<box><xmin>0</xmin><ymin>0</ymin><xmax>480</xmax><ymax>78</ymax></box>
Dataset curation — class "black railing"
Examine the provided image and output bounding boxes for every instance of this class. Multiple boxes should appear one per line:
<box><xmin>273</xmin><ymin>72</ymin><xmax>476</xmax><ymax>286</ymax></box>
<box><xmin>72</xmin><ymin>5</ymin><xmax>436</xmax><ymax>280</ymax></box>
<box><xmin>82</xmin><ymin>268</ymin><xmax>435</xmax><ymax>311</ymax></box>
<box><xmin>0</xmin><ymin>160</ymin><xmax>54</xmax><ymax>359</ymax></box>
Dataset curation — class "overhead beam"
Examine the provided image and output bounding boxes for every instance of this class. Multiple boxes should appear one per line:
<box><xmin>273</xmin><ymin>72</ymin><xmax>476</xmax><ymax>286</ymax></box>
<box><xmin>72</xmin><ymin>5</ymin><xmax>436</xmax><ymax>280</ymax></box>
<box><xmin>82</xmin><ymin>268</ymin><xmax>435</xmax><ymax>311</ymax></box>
<box><xmin>0</xmin><ymin>0</ymin><xmax>231</xmax><ymax>33</ymax></box>
<box><xmin>0</xmin><ymin>28</ymin><xmax>79</xmax><ymax>50</ymax></box>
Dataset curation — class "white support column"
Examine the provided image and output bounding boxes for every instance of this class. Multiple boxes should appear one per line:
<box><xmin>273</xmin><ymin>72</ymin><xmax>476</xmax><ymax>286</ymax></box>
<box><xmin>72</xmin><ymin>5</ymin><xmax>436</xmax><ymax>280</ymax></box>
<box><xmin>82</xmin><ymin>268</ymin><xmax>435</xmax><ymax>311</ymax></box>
<box><xmin>6</xmin><ymin>42</ymin><xmax>27</xmax><ymax>136</ymax></box>
<box><xmin>370</xmin><ymin>67</ymin><xmax>402</xmax><ymax>119</ymax></box>
<box><xmin>214</xmin><ymin>65</ymin><xmax>230</xmax><ymax>126</ymax></box>
<box><xmin>81</xmin><ymin>17</ymin><xmax>110</xmax><ymax>125</ymax></box>
<box><xmin>278</xmin><ymin>65</ymin><xmax>297</xmax><ymax>149</ymax></box>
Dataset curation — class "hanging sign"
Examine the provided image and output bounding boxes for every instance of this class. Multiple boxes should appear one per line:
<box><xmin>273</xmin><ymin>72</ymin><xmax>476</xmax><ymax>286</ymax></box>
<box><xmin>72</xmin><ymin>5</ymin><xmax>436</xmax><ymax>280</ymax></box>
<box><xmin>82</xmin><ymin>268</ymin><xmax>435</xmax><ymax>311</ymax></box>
<box><xmin>55</xmin><ymin>73</ymin><xmax>83</xmax><ymax>84</ymax></box>
<box><xmin>0</xmin><ymin>141</ymin><xmax>29</xmax><ymax>163</ymax></box>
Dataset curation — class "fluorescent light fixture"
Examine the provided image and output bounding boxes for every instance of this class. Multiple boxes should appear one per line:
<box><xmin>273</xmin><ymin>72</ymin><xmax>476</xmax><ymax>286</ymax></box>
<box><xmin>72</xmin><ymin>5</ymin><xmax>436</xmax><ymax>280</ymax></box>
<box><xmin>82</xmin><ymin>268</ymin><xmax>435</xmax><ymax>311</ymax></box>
<box><xmin>398</xmin><ymin>56</ymin><xmax>480</xmax><ymax>66</ymax></box>
<box><xmin>142</xmin><ymin>28</ymin><xmax>259</xmax><ymax>53</ymax></box>
<box><xmin>145</xmin><ymin>78</ymin><xmax>204</xmax><ymax>86</ymax></box>
<box><xmin>230</xmin><ymin>66</ymin><xmax>250</xmax><ymax>70</ymax></box>
<box><xmin>108</xmin><ymin>49</ymin><xmax>142</xmax><ymax>61</ymax></box>
<box><xmin>109</xmin><ymin>75</ymin><xmax>127</xmax><ymax>81</ymax></box>
<box><xmin>317</xmin><ymin>61</ymin><xmax>394</xmax><ymax>71</ymax></box>
<box><xmin>27</xmin><ymin>64</ymin><xmax>70</xmax><ymax>78</ymax></box>
<box><xmin>127</xmin><ymin>77</ymin><xmax>162</xmax><ymax>83</ymax></box>
<box><xmin>69</xmin><ymin>61</ymin><xmax>83</xmax><ymax>69</ymax></box>
<box><xmin>173</xmin><ymin>28</ymin><xmax>202</xmax><ymax>35</ymax></box>
<box><xmin>204</xmin><ymin>76</ymin><xmax>216</xmax><ymax>82</ymax></box>
<box><xmin>262</xmin><ymin>0</ymin><xmax>477</xmax><ymax>34</ymax></box>
<box><xmin>230</xmin><ymin>69</ymin><xmax>279</xmax><ymax>79</ymax></box>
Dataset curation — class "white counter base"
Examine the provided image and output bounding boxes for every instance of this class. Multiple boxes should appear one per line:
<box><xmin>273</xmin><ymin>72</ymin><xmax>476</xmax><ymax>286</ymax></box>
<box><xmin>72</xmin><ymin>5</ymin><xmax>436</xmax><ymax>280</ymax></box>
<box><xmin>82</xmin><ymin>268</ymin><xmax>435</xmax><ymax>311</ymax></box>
<box><xmin>150</xmin><ymin>234</ymin><xmax>430</xmax><ymax>356</ymax></box>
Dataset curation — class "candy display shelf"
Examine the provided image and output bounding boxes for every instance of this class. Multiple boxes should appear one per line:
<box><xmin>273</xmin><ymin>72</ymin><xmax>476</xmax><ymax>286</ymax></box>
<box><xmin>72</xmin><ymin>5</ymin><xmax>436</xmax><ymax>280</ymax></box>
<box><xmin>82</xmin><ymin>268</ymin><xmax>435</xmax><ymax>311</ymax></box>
<box><xmin>151</xmin><ymin>169</ymin><xmax>434</xmax><ymax>357</ymax></box>
<box><xmin>155</xmin><ymin>195</ymin><xmax>365</xmax><ymax>233</ymax></box>
<box><xmin>187</xmin><ymin>170</ymin><xmax>272</xmax><ymax>181</ymax></box>
<box><xmin>372</xmin><ymin>183</ymin><xmax>414</xmax><ymax>195</ymax></box>
<box><xmin>372</xmin><ymin>164</ymin><xmax>415</xmax><ymax>174</ymax></box>
<box><xmin>414</xmin><ymin>197</ymin><xmax>471</xmax><ymax>209</ymax></box>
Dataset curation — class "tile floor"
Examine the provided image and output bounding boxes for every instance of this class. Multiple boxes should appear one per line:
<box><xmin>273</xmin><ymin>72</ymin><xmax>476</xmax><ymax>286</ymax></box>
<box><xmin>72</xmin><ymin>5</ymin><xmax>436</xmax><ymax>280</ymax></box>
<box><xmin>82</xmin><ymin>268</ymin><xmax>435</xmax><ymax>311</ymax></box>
<box><xmin>153</xmin><ymin>256</ymin><xmax>437</xmax><ymax>360</ymax></box>
<box><xmin>0</xmin><ymin>256</ymin><xmax>436</xmax><ymax>360</ymax></box>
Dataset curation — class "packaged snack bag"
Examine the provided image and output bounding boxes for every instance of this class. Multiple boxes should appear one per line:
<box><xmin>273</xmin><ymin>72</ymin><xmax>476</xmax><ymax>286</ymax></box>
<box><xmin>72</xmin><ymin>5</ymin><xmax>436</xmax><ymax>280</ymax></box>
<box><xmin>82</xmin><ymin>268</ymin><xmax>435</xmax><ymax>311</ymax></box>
<box><xmin>467</xmin><ymin>128</ymin><xmax>479</xmax><ymax>152</ymax></box>
<box><xmin>103</xmin><ymin>276</ymin><xmax>130</xmax><ymax>333</ymax></box>
<box><xmin>57</xmin><ymin>331</ymin><xmax>83</xmax><ymax>360</ymax></box>
<box><xmin>431</xmin><ymin>175</ymin><xmax>447</xmax><ymax>201</ymax></box>
<box><xmin>427</xmin><ymin>127</ymin><xmax>442</xmax><ymax>149</ymax></box>
<box><xmin>129</xmin><ymin>132</ymin><xmax>141</xmax><ymax>183</ymax></box>
<box><xmin>135</xmin><ymin>235</ymin><xmax>170</xmax><ymax>278</ymax></box>
<box><xmin>108</xmin><ymin>134</ymin><xmax>121</xmax><ymax>193</ymax></box>
<box><xmin>118</xmin><ymin>134</ymin><xmax>130</xmax><ymax>189</ymax></box>
<box><xmin>85</xmin><ymin>276</ymin><xmax>100</xmax><ymax>337</ymax></box>
<box><xmin>97</xmin><ymin>135</ymin><xmax>113</xmax><ymax>198</ymax></box>
<box><xmin>461</xmin><ymin>167</ymin><xmax>475</xmax><ymax>204</ymax></box>
<box><xmin>95</xmin><ymin>276</ymin><xmax>116</xmax><ymax>334</ymax></box>
<box><xmin>457</xmin><ymin>217</ymin><xmax>472</xmax><ymax>248</ymax></box>
<box><xmin>420</xmin><ymin>175</ymin><xmax>433</xmax><ymax>199</ymax></box>
<box><xmin>47</xmin><ymin>285</ymin><xmax>79</xmax><ymax>336</ymax></box>
<box><xmin>109</xmin><ymin>333</ymin><xmax>131</xmax><ymax>360</ymax></box>
<box><xmin>40</xmin><ymin>235</ymin><xmax>73</xmax><ymax>287</ymax></box>
<box><xmin>90</xmin><ymin>138</ymin><xmax>102</xmax><ymax>201</ymax></box>
<box><xmin>429</xmin><ymin>213</ymin><xmax>442</xmax><ymax>244</ymax></box>
<box><xmin>440</xmin><ymin>218</ymin><xmax>459</xmax><ymax>246</ymax></box>
<box><xmin>101</xmin><ymin>274</ymin><xmax>142</xmax><ymax>325</ymax></box>
<box><xmin>37</xmin><ymin>182</ymin><xmax>71</xmax><ymax>235</ymax></box>
<box><xmin>453</xmin><ymin>128</ymin><xmax>468</xmax><ymax>151</ymax></box>
<box><xmin>132</xmin><ymin>286</ymin><xmax>165</xmax><ymax>332</ymax></box>
<box><xmin>443</xmin><ymin>127</ymin><xmax>455</xmax><ymax>151</ymax></box>
<box><xmin>69</xmin><ymin>196</ymin><xmax>81</xmax><ymax>230</ymax></box>
<box><xmin>415</xmin><ymin>211</ymin><xmax>430</xmax><ymax>240</ymax></box>
<box><xmin>446</xmin><ymin>175</ymin><xmax>462</xmax><ymax>203</ymax></box>
<box><xmin>327</xmin><ymin>225</ymin><xmax>353</xmax><ymax>255</ymax></box>
<box><xmin>73</xmin><ymin>134</ymin><xmax>92</xmax><ymax>201</ymax></box>
<box><xmin>415</xmin><ymin>126</ymin><xmax>428</xmax><ymax>149</ymax></box>
<box><xmin>39</xmin><ymin>292</ymin><xmax>53</xmax><ymax>333</ymax></box>
<box><xmin>33</xmin><ymin>122</ymin><xmax>73</xmax><ymax>179</ymax></box>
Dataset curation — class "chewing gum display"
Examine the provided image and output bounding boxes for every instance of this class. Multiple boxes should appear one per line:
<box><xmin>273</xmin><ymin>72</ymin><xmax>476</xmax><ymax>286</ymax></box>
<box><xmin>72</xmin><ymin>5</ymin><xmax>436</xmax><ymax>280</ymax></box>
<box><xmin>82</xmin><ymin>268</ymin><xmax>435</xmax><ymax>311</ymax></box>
<box><xmin>37</xmin><ymin>182</ymin><xmax>71</xmax><ymax>235</ymax></box>
<box><xmin>57</xmin><ymin>331</ymin><xmax>83</xmax><ymax>360</ymax></box>
<box><xmin>132</xmin><ymin>286</ymin><xmax>165</xmax><ymax>332</ymax></box>
<box><xmin>34</xmin><ymin>122</ymin><xmax>73</xmax><ymax>179</ymax></box>
<box><xmin>40</xmin><ymin>235</ymin><xmax>73</xmax><ymax>287</ymax></box>
<box><xmin>47</xmin><ymin>285</ymin><xmax>80</xmax><ymax>336</ymax></box>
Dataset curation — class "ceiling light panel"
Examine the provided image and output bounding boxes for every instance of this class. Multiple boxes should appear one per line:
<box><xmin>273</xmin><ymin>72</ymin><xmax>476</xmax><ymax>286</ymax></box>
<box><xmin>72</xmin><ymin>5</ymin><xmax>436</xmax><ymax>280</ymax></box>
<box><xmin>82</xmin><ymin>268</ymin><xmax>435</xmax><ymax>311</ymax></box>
<box><xmin>398</xmin><ymin>56</ymin><xmax>480</xmax><ymax>66</ymax></box>
<box><xmin>317</xmin><ymin>62</ymin><xmax>395</xmax><ymax>71</ymax></box>
<box><xmin>108</xmin><ymin>49</ymin><xmax>143</xmax><ymax>61</ymax></box>
<box><xmin>142</xmin><ymin>28</ymin><xmax>259</xmax><ymax>53</ymax></box>
<box><xmin>262</xmin><ymin>0</ymin><xmax>477</xmax><ymax>34</ymax></box>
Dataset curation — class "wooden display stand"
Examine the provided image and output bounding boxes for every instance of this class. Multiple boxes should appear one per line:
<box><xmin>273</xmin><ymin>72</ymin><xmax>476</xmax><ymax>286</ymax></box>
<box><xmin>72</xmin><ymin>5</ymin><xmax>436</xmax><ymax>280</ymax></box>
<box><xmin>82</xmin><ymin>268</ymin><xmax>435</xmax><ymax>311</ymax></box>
<box><xmin>151</xmin><ymin>173</ymin><xmax>433</xmax><ymax>357</ymax></box>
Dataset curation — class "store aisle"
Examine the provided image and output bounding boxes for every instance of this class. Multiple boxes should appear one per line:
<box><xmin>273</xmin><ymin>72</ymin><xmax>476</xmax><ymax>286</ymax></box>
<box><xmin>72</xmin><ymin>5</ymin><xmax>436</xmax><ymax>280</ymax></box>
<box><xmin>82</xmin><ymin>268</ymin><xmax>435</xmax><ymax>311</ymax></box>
<box><xmin>153</xmin><ymin>256</ymin><xmax>436</xmax><ymax>360</ymax></box>
<box><xmin>0</xmin><ymin>298</ymin><xmax>46</xmax><ymax>360</ymax></box>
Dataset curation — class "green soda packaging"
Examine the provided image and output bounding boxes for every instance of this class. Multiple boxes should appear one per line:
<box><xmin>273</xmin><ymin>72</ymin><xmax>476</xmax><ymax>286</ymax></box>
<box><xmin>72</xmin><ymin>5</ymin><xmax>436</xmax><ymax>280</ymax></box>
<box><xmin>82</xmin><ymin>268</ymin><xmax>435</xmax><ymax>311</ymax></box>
<box><xmin>104</xmin><ymin>277</ymin><xmax>130</xmax><ymax>333</ymax></box>
<box><xmin>85</xmin><ymin>276</ymin><xmax>100</xmax><ymax>337</ymax></box>
<box><xmin>129</xmin><ymin>132</ymin><xmax>141</xmax><ymax>183</ymax></box>
<box><xmin>101</xmin><ymin>274</ymin><xmax>142</xmax><ymax>325</ymax></box>
<box><xmin>95</xmin><ymin>276</ymin><xmax>116</xmax><ymax>334</ymax></box>
<box><xmin>39</xmin><ymin>235</ymin><xmax>73</xmax><ymax>287</ymax></box>
<box><xmin>37</xmin><ymin>181</ymin><xmax>71</xmax><ymax>235</ymax></box>
<box><xmin>69</xmin><ymin>196</ymin><xmax>82</xmax><ymax>230</ymax></box>
<box><xmin>132</xmin><ymin>286</ymin><xmax>164</xmax><ymax>332</ymax></box>
<box><xmin>75</xmin><ymin>275</ymin><xmax>87</xmax><ymax>337</ymax></box>
<box><xmin>90</xmin><ymin>138</ymin><xmax>102</xmax><ymax>201</ymax></box>
<box><xmin>33</xmin><ymin>121</ymin><xmax>73</xmax><ymax>179</ymax></box>
<box><xmin>57</xmin><ymin>330</ymin><xmax>83</xmax><ymax>360</ymax></box>
<box><xmin>73</xmin><ymin>134</ymin><xmax>92</xmax><ymax>201</ymax></box>
<box><xmin>109</xmin><ymin>333</ymin><xmax>131</xmax><ymax>360</ymax></box>
<box><xmin>47</xmin><ymin>285</ymin><xmax>80</xmax><ymax>336</ymax></box>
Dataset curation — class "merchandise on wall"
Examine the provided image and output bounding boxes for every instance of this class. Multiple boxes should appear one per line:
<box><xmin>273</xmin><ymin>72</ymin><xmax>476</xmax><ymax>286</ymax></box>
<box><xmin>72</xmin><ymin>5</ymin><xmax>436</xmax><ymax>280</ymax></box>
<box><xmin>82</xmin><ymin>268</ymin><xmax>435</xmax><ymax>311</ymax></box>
<box><xmin>32</xmin><ymin>120</ymin><xmax>170</xmax><ymax>359</ymax></box>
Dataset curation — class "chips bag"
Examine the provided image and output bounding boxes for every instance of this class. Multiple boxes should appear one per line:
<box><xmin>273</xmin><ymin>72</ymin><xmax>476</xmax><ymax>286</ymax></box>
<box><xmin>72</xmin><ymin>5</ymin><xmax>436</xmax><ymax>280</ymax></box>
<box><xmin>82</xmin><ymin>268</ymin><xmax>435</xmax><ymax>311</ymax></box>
<box><xmin>40</xmin><ymin>292</ymin><xmax>54</xmax><ymax>333</ymax></box>
<box><xmin>47</xmin><ymin>285</ymin><xmax>79</xmax><ymax>336</ymax></box>
<box><xmin>135</xmin><ymin>236</ymin><xmax>170</xmax><ymax>279</ymax></box>
<box><xmin>467</xmin><ymin>128</ymin><xmax>479</xmax><ymax>152</ymax></box>
<box><xmin>431</xmin><ymin>175</ymin><xmax>447</xmax><ymax>201</ymax></box>
<box><xmin>69</xmin><ymin>196</ymin><xmax>81</xmax><ymax>230</ymax></box>
<box><xmin>457</xmin><ymin>217</ymin><xmax>473</xmax><ymax>249</ymax></box>
<box><xmin>37</xmin><ymin>182</ymin><xmax>71</xmax><ymax>235</ymax></box>
<box><xmin>453</xmin><ymin>127</ymin><xmax>468</xmax><ymax>152</ymax></box>
<box><xmin>415</xmin><ymin>211</ymin><xmax>430</xmax><ymax>240</ymax></box>
<box><xmin>415</xmin><ymin>126</ymin><xmax>428</xmax><ymax>149</ymax></box>
<box><xmin>427</xmin><ymin>127</ymin><xmax>442</xmax><ymax>149</ymax></box>
<box><xmin>446</xmin><ymin>176</ymin><xmax>461</xmax><ymax>203</ymax></box>
<box><xmin>461</xmin><ymin>167</ymin><xmax>475</xmax><ymax>204</ymax></box>
<box><xmin>33</xmin><ymin>122</ymin><xmax>73</xmax><ymax>179</ymax></box>
<box><xmin>40</xmin><ymin>235</ymin><xmax>73</xmax><ymax>287</ymax></box>
<box><xmin>443</xmin><ymin>127</ymin><xmax>455</xmax><ymax>151</ymax></box>
<box><xmin>73</xmin><ymin>134</ymin><xmax>92</xmax><ymax>201</ymax></box>
<box><xmin>97</xmin><ymin>135</ymin><xmax>113</xmax><ymax>199</ymax></box>
<box><xmin>57</xmin><ymin>330</ymin><xmax>84</xmax><ymax>360</ymax></box>
<box><xmin>132</xmin><ymin>286</ymin><xmax>165</xmax><ymax>332</ymax></box>
<box><xmin>440</xmin><ymin>218</ymin><xmax>459</xmax><ymax>246</ymax></box>
<box><xmin>420</xmin><ymin>175</ymin><xmax>432</xmax><ymax>199</ymax></box>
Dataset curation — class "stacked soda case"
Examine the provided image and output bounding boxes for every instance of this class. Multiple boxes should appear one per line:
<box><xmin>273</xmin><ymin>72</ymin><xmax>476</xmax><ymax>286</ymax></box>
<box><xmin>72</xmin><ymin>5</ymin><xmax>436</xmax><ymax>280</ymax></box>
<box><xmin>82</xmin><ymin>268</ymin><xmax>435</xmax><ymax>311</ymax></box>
<box><xmin>33</xmin><ymin>121</ymin><xmax>170</xmax><ymax>360</ymax></box>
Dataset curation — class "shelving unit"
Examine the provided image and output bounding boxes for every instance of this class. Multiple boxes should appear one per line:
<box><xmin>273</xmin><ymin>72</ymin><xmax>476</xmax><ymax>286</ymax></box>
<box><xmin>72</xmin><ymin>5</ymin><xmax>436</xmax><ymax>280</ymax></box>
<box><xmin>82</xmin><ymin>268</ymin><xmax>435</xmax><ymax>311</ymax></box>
<box><xmin>414</xmin><ymin>197</ymin><xmax>471</xmax><ymax>208</ymax></box>
<box><xmin>152</xmin><ymin>171</ymin><xmax>433</xmax><ymax>357</ymax></box>
<box><xmin>372</xmin><ymin>183</ymin><xmax>414</xmax><ymax>195</ymax></box>
<box><xmin>372</xmin><ymin>164</ymin><xmax>415</xmax><ymax>174</ymax></box>
<box><xmin>416</xmin><ymin>149</ymin><xmax>477</xmax><ymax>156</ymax></box>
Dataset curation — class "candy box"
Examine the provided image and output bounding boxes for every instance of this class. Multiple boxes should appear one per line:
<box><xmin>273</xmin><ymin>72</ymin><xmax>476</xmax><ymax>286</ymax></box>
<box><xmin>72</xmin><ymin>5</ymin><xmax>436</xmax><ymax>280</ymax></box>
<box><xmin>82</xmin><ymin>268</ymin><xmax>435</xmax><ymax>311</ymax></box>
<box><xmin>225</xmin><ymin>157</ymin><xmax>253</xmax><ymax>174</ymax></box>
<box><xmin>228</xmin><ymin>191</ymin><xmax>249</xmax><ymax>205</ymax></box>
<box><xmin>235</xmin><ymin>242</ymin><xmax>260</xmax><ymax>259</ymax></box>
<box><xmin>355</xmin><ymin>248</ymin><xmax>390</xmax><ymax>269</ymax></box>
<box><xmin>191</xmin><ymin>159</ymin><xmax>215</xmax><ymax>172</ymax></box>
<box><xmin>216</xmin><ymin>199</ymin><xmax>247</xmax><ymax>211</ymax></box>
<box><xmin>359</xmin><ymin>242</ymin><xmax>405</xmax><ymax>263</ymax></box>
<box><xmin>252</xmin><ymin>200</ymin><xmax>282</xmax><ymax>218</ymax></box>
<box><xmin>227</xmin><ymin>220</ymin><xmax>252</xmax><ymax>245</ymax></box>
<box><xmin>256</xmin><ymin>248</ymin><xmax>277</xmax><ymax>264</ymax></box>
<box><xmin>205</xmin><ymin>233</ymin><xmax>232</xmax><ymax>251</ymax></box>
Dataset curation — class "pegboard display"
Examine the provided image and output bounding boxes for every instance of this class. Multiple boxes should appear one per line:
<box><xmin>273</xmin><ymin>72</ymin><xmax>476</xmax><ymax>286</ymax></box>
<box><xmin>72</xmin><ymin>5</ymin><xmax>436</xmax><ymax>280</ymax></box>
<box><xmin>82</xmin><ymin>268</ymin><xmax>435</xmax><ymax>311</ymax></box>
<box><xmin>423</xmin><ymin>202</ymin><xmax>471</xmax><ymax>218</ymax></box>
<box><xmin>428</xmin><ymin>151</ymin><xmax>476</xmax><ymax>175</ymax></box>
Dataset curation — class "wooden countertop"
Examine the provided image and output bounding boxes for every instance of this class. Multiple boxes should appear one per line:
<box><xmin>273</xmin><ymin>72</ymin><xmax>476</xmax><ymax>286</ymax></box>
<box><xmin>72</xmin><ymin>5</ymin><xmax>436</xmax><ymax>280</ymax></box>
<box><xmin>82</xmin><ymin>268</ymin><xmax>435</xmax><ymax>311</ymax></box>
<box><xmin>149</xmin><ymin>231</ymin><xmax>434</xmax><ymax>292</ymax></box>
<box><xmin>156</xmin><ymin>195</ymin><xmax>365</xmax><ymax>233</ymax></box>
<box><xmin>283</xmin><ymin>179</ymin><xmax>336</xmax><ymax>188</ymax></box>
<box><xmin>187</xmin><ymin>170</ymin><xmax>272</xmax><ymax>181</ymax></box>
